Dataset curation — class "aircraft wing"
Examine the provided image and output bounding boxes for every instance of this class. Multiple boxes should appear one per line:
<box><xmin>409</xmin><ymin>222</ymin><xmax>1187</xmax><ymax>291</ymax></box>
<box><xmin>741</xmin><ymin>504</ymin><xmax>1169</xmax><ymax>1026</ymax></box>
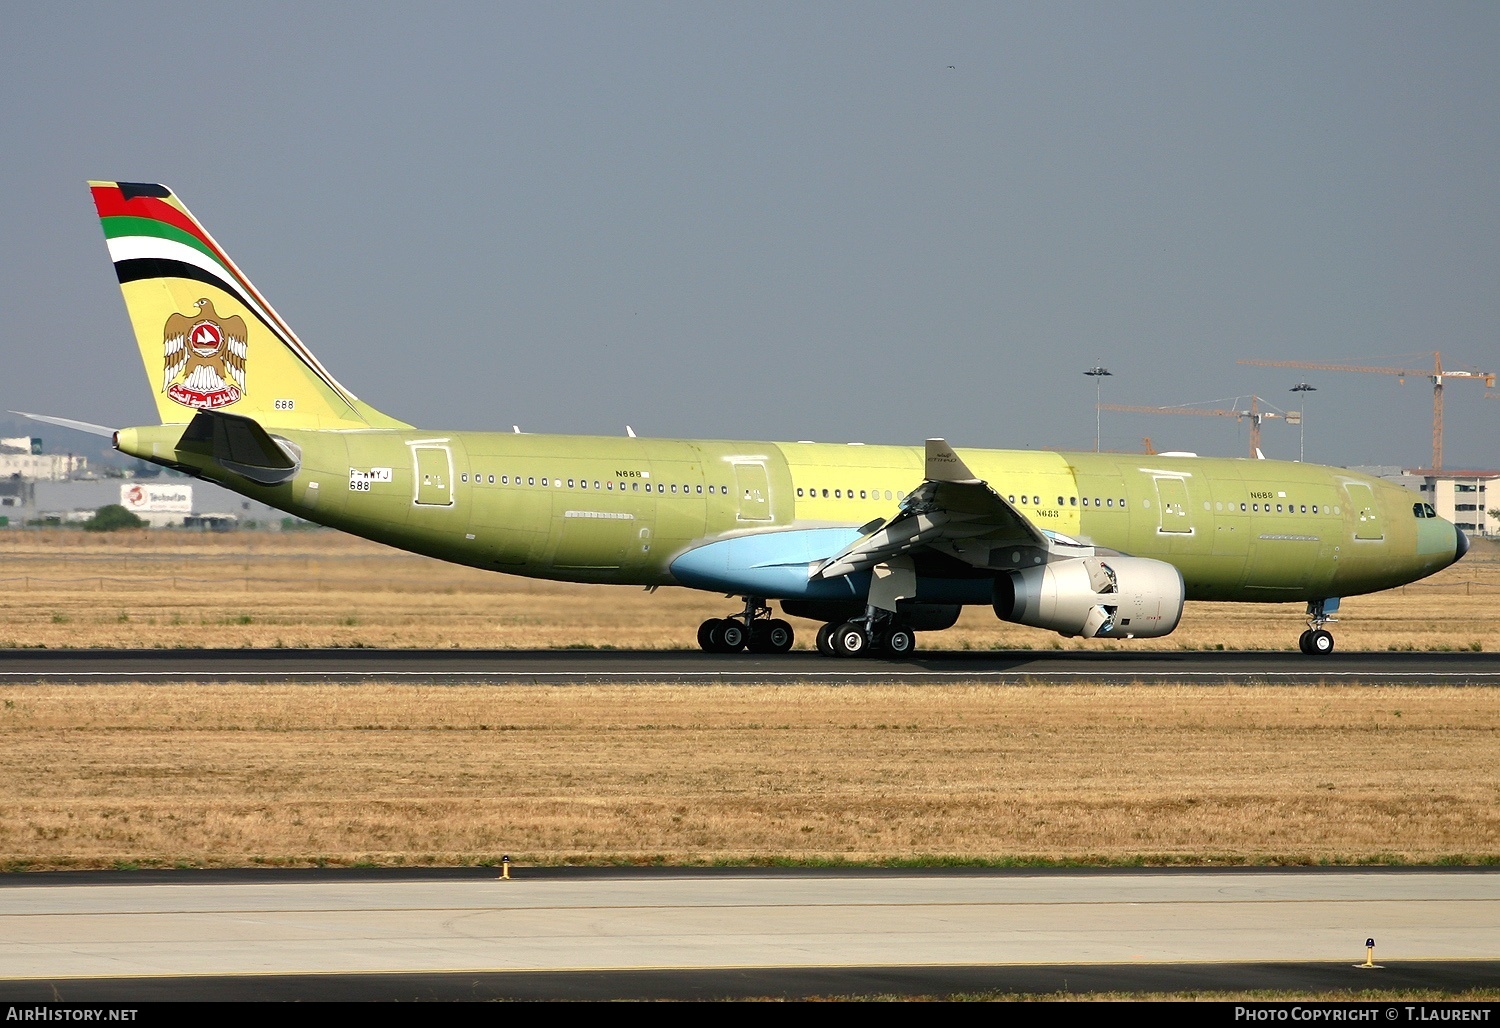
<box><xmin>813</xmin><ymin>439</ymin><xmax>1089</xmax><ymax>580</ymax></box>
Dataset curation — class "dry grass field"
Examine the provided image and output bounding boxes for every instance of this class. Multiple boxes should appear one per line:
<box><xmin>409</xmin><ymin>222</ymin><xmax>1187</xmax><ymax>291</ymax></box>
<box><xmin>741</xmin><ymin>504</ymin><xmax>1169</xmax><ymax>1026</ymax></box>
<box><xmin>0</xmin><ymin>682</ymin><xmax>1496</xmax><ymax>869</ymax></box>
<box><xmin>1</xmin><ymin>529</ymin><xmax>1496</xmax><ymax>871</ymax></box>
<box><xmin>0</xmin><ymin>528</ymin><xmax>1495</xmax><ymax>651</ymax></box>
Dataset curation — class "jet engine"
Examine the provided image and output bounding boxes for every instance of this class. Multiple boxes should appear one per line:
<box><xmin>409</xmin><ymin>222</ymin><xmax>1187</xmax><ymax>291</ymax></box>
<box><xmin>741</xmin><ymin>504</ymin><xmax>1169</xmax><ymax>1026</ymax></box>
<box><xmin>992</xmin><ymin>556</ymin><xmax>1184</xmax><ymax>639</ymax></box>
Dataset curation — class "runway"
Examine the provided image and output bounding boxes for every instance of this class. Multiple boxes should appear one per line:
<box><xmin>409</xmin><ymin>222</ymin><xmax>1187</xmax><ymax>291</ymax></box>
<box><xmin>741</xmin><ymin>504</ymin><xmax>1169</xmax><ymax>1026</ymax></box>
<box><xmin>1</xmin><ymin>647</ymin><xmax>1497</xmax><ymax>684</ymax></box>
<box><xmin>0</xmin><ymin>868</ymin><xmax>1496</xmax><ymax>1000</ymax></box>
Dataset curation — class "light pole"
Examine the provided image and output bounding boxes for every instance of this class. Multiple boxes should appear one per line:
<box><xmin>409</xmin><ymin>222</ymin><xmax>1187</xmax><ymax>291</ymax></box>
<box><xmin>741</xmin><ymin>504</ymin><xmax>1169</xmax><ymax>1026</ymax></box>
<box><xmin>1084</xmin><ymin>365</ymin><xmax>1112</xmax><ymax>452</ymax></box>
<box><xmin>1290</xmin><ymin>382</ymin><xmax>1315</xmax><ymax>462</ymax></box>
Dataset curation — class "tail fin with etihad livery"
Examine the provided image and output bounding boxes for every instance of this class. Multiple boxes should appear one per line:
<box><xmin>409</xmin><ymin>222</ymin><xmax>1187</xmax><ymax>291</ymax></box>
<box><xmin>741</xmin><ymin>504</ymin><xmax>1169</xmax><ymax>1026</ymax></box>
<box><xmin>88</xmin><ymin>180</ymin><xmax>408</xmax><ymax>430</ymax></box>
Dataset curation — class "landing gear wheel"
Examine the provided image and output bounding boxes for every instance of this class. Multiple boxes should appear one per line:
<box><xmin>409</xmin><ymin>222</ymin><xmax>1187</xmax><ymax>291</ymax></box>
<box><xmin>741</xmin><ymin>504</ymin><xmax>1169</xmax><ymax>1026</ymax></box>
<box><xmin>882</xmin><ymin>626</ymin><xmax>916</xmax><ymax>658</ymax></box>
<box><xmin>832</xmin><ymin>621</ymin><xmax>869</xmax><ymax>658</ymax></box>
<box><xmin>717</xmin><ymin>619</ymin><xmax>748</xmax><ymax>652</ymax></box>
<box><xmin>1297</xmin><ymin>630</ymin><xmax>1314</xmax><ymax>655</ymax></box>
<box><xmin>816</xmin><ymin>623</ymin><xmax>837</xmax><ymax>657</ymax></box>
<box><xmin>748</xmin><ymin>618</ymin><xmax>795</xmax><ymax>654</ymax></box>
<box><xmin>698</xmin><ymin>619</ymin><xmax>725</xmax><ymax>653</ymax></box>
<box><xmin>1310</xmin><ymin>629</ymin><xmax>1334</xmax><ymax>655</ymax></box>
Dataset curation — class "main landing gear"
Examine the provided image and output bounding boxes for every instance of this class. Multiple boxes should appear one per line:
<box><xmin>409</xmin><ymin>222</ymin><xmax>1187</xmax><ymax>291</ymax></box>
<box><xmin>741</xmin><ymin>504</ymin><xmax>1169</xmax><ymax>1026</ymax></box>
<box><xmin>697</xmin><ymin>597</ymin><xmax>794</xmax><ymax>654</ymax></box>
<box><xmin>1298</xmin><ymin>597</ymin><xmax>1340</xmax><ymax>655</ymax></box>
<box><xmin>815</xmin><ymin>610</ymin><xmax>916</xmax><ymax>659</ymax></box>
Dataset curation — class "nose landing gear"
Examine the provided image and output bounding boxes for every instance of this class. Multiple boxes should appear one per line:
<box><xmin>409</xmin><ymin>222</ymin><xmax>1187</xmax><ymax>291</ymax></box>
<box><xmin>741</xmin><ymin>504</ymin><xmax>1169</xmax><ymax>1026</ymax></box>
<box><xmin>697</xmin><ymin>597</ymin><xmax>794</xmax><ymax>654</ymax></box>
<box><xmin>1298</xmin><ymin>598</ymin><xmax>1339</xmax><ymax>655</ymax></box>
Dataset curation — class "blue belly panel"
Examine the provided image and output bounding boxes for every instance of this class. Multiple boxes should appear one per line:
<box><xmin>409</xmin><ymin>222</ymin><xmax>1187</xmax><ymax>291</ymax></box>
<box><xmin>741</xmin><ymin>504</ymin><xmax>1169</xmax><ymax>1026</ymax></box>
<box><xmin>669</xmin><ymin>528</ymin><xmax>870</xmax><ymax>599</ymax></box>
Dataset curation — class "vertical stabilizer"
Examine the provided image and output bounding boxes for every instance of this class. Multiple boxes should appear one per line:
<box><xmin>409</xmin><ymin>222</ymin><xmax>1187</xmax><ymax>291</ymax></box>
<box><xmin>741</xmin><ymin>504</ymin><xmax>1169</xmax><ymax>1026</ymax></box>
<box><xmin>89</xmin><ymin>181</ymin><xmax>408</xmax><ymax>430</ymax></box>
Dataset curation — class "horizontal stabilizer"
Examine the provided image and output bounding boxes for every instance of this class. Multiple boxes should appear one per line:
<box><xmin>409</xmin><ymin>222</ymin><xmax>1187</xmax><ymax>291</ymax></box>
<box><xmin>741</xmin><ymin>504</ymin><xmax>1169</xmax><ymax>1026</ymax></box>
<box><xmin>8</xmin><ymin>411</ymin><xmax>117</xmax><ymax>438</ymax></box>
<box><xmin>175</xmin><ymin>409</ymin><xmax>300</xmax><ymax>484</ymax></box>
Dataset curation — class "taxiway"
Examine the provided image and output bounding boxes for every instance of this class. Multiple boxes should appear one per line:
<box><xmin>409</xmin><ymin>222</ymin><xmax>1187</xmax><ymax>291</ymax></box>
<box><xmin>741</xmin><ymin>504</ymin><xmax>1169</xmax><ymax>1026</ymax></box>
<box><xmin>0</xmin><ymin>868</ymin><xmax>1496</xmax><ymax>1000</ymax></box>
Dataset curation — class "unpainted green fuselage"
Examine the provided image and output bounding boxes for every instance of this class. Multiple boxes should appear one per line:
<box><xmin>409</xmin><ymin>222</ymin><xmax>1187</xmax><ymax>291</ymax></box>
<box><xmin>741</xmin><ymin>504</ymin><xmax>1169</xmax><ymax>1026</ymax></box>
<box><xmin>115</xmin><ymin>424</ymin><xmax>1460</xmax><ymax>605</ymax></box>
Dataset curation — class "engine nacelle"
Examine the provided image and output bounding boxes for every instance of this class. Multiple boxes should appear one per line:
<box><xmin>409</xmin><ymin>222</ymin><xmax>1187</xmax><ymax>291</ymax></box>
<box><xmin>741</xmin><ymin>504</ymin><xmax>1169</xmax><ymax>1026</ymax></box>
<box><xmin>992</xmin><ymin>556</ymin><xmax>1184</xmax><ymax>639</ymax></box>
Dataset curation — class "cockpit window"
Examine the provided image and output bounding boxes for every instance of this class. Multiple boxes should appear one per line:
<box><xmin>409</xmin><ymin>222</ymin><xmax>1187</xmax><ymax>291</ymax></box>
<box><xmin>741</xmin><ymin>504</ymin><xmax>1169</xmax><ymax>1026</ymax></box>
<box><xmin>1424</xmin><ymin>504</ymin><xmax>1437</xmax><ymax>519</ymax></box>
<box><xmin>1414</xmin><ymin>502</ymin><xmax>1425</xmax><ymax>518</ymax></box>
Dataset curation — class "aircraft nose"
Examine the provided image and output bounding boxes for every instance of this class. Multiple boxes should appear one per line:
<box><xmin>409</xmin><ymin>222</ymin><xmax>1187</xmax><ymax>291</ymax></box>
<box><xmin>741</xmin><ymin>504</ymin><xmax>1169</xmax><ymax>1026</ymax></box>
<box><xmin>1455</xmin><ymin>525</ymin><xmax>1470</xmax><ymax>563</ymax></box>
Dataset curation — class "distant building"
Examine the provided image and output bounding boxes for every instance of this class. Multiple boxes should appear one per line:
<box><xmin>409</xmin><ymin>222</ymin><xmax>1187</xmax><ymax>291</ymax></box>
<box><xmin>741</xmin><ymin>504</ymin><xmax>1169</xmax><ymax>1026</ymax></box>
<box><xmin>1406</xmin><ymin>469</ymin><xmax>1498</xmax><ymax>537</ymax></box>
<box><xmin>0</xmin><ymin>453</ymin><xmax>87</xmax><ymax>480</ymax></box>
<box><xmin>1352</xmin><ymin>465</ymin><xmax>1498</xmax><ymax>537</ymax></box>
<box><xmin>4</xmin><ymin>477</ymin><xmax>298</xmax><ymax>530</ymax></box>
<box><xmin>0</xmin><ymin>475</ymin><xmax>33</xmax><ymax>510</ymax></box>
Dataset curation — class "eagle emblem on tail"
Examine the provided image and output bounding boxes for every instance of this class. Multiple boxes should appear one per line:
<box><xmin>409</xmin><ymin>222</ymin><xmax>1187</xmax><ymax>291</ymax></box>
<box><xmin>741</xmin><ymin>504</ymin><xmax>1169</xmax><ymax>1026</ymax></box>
<box><xmin>163</xmin><ymin>298</ymin><xmax>246</xmax><ymax>409</ymax></box>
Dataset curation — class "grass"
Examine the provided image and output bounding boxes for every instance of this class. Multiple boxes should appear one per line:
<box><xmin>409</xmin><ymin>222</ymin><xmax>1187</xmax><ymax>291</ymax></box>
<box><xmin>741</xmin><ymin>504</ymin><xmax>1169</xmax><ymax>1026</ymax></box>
<box><xmin>1</xmin><ymin>682</ymin><xmax>1496</xmax><ymax>870</ymax></box>
<box><xmin>0</xmin><ymin>529</ymin><xmax>1495</xmax><ymax>651</ymax></box>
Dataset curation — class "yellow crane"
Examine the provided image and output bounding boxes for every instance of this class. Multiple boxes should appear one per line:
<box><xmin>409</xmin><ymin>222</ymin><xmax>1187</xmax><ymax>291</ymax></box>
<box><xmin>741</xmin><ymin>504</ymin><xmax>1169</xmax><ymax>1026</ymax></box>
<box><xmin>1097</xmin><ymin>396</ymin><xmax>1290</xmax><ymax>458</ymax></box>
<box><xmin>1238</xmin><ymin>352</ymin><xmax>1495</xmax><ymax>471</ymax></box>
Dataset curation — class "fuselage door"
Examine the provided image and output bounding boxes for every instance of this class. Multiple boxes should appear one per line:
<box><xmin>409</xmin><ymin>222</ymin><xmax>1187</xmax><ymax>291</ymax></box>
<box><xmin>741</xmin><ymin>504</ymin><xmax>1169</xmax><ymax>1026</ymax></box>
<box><xmin>413</xmin><ymin>445</ymin><xmax>454</xmax><ymax>506</ymax></box>
<box><xmin>1154</xmin><ymin>477</ymin><xmax>1192</xmax><ymax>534</ymax></box>
<box><xmin>1345</xmin><ymin>482</ymin><xmax>1382</xmax><ymax>540</ymax></box>
<box><xmin>734</xmin><ymin>462</ymin><xmax>772</xmax><ymax>521</ymax></box>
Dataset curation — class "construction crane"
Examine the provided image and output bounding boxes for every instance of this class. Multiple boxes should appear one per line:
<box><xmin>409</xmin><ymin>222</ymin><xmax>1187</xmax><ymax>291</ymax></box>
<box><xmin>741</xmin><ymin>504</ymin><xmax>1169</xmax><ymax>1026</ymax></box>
<box><xmin>1097</xmin><ymin>396</ymin><xmax>1289</xmax><ymax>458</ymax></box>
<box><xmin>1238</xmin><ymin>352</ymin><xmax>1495</xmax><ymax>470</ymax></box>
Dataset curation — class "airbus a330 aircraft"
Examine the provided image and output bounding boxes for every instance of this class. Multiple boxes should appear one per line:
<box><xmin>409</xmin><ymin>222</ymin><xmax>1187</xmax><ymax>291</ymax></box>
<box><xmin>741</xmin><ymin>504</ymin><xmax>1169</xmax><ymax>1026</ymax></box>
<box><xmin>31</xmin><ymin>182</ymin><xmax>1469</xmax><ymax>657</ymax></box>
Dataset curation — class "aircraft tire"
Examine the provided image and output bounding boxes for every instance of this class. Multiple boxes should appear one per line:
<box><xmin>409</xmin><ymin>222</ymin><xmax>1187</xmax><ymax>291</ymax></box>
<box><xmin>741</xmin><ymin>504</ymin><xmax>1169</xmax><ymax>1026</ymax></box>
<box><xmin>718</xmin><ymin>619</ymin><xmax>748</xmax><ymax>652</ymax></box>
<box><xmin>747</xmin><ymin>620</ymin><xmax>794</xmax><ymax>654</ymax></box>
<box><xmin>1311</xmin><ymin>629</ymin><xmax>1334</xmax><ymax>655</ymax></box>
<box><xmin>815</xmin><ymin>623</ymin><xmax>837</xmax><ymax>657</ymax></box>
<box><xmin>698</xmin><ymin>619</ymin><xmax>724</xmax><ymax>652</ymax></box>
<box><xmin>882</xmin><ymin>626</ymin><xmax>916</xmax><ymax>659</ymax></box>
<box><xmin>1297</xmin><ymin>630</ymin><xmax>1313</xmax><ymax>654</ymax></box>
<box><xmin>832</xmin><ymin>622</ymin><xmax>868</xmax><ymax>658</ymax></box>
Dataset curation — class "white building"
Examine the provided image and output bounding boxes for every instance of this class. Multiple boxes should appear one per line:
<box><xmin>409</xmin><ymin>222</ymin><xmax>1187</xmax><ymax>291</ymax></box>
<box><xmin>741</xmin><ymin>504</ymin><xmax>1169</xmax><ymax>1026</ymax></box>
<box><xmin>0</xmin><ymin>453</ymin><xmax>88</xmax><ymax>480</ymax></box>
<box><xmin>1407</xmin><ymin>469</ymin><xmax>1498</xmax><ymax>537</ymax></box>
<box><xmin>3</xmin><ymin>477</ymin><xmax>298</xmax><ymax>530</ymax></box>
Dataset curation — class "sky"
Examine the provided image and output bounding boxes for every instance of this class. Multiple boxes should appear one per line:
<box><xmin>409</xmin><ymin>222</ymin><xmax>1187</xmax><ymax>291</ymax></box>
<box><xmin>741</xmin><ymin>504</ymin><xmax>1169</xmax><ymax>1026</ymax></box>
<box><xmin>2</xmin><ymin>2</ymin><xmax>1497</xmax><ymax>469</ymax></box>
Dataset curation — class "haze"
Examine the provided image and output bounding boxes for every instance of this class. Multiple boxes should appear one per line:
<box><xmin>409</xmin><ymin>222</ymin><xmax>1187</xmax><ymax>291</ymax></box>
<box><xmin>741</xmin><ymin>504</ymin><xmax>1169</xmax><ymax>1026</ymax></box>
<box><xmin>2</xmin><ymin>3</ymin><xmax>1496</xmax><ymax>467</ymax></box>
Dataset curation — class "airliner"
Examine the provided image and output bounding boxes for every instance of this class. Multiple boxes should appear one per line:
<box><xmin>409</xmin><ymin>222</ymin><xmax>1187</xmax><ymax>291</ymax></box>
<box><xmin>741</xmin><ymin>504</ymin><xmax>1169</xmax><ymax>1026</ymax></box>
<box><xmin>24</xmin><ymin>182</ymin><xmax>1468</xmax><ymax>658</ymax></box>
